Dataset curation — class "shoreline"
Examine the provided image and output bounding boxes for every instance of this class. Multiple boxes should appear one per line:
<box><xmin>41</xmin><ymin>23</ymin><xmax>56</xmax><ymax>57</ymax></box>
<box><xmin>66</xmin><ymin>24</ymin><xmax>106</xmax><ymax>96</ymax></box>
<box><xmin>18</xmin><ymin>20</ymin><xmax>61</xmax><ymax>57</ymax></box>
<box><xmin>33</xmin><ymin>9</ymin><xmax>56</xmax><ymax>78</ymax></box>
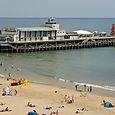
<box><xmin>0</xmin><ymin>73</ymin><xmax>115</xmax><ymax>98</ymax></box>
<box><xmin>31</xmin><ymin>77</ymin><xmax>115</xmax><ymax>98</ymax></box>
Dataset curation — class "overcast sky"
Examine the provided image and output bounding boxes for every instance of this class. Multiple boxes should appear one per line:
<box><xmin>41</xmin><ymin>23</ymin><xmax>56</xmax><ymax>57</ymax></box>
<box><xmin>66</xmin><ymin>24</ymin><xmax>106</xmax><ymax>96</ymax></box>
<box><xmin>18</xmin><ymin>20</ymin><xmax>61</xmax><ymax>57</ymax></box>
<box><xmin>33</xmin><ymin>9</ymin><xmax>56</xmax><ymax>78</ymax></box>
<box><xmin>0</xmin><ymin>0</ymin><xmax>115</xmax><ymax>17</ymax></box>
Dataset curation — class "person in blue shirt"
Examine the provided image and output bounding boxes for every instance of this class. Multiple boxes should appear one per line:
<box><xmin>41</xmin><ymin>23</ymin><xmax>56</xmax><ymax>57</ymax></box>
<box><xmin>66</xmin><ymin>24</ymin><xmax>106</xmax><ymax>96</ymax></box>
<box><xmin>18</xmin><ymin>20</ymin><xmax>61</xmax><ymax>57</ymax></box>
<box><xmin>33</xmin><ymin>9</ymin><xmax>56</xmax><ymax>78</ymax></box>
<box><xmin>103</xmin><ymin>100</ymin><xmax>113</xmax><ymax>107</ymax></box>
<box><xmin>27</xmin><ymin>110</ymin><xmax>39</xmax><ymax>115</ymax></box>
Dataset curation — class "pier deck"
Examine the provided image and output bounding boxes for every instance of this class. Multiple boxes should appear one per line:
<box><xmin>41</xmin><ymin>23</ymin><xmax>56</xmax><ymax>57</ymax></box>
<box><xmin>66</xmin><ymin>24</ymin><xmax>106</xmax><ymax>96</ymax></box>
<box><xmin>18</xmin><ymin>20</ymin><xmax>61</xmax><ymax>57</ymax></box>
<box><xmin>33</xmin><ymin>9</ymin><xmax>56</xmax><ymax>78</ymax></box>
<box><xmin>0</xmin><ymin>36</ymin><xmax>115</xmax><ymax>53</ymax></box>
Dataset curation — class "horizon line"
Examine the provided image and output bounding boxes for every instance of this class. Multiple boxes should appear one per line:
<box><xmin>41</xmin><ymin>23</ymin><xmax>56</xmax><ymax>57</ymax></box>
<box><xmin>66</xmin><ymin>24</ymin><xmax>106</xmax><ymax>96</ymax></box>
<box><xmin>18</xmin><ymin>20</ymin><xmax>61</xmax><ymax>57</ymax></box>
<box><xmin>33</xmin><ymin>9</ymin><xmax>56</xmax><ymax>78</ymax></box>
<box><xmin>0</xmin><ymin>16</ymin><xmax>115</xmax><ymax>19</ymax></box>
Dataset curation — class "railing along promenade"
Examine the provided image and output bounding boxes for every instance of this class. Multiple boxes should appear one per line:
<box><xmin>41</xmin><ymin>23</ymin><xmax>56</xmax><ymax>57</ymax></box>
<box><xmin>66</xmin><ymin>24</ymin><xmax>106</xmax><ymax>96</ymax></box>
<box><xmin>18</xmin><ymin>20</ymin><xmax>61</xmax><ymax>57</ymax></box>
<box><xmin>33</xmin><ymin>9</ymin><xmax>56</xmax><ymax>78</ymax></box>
<box><xmin>0</xmin><ymin>36</ymin><xmax>115</xmax><ymax>53</ymax></box>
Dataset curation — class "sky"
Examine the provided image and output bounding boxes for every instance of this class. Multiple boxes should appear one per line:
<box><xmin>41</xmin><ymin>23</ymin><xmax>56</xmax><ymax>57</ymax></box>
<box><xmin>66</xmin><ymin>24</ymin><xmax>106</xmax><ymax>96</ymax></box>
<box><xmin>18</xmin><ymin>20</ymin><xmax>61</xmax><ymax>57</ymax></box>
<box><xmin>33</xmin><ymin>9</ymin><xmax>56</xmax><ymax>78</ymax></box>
<box><xmin>0</xmin><ymin>0</ymin><xmax>115</xmax><ymax>17</ymax></box>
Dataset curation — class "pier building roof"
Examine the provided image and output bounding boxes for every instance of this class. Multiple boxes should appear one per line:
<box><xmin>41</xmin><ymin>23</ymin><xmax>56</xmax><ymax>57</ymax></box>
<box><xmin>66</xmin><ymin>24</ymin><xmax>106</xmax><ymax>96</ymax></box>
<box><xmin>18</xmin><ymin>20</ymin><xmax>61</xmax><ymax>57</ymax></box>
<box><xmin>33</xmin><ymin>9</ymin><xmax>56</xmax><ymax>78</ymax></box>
<box><xmin>17</xmin><ymin>27</ymin><xmax>54</xmax><ymax>31</ymax></box>
<box><xmin>74</xmin><ymin>30</ymin><xmax>93</xmax><ymax>35</ymax></box>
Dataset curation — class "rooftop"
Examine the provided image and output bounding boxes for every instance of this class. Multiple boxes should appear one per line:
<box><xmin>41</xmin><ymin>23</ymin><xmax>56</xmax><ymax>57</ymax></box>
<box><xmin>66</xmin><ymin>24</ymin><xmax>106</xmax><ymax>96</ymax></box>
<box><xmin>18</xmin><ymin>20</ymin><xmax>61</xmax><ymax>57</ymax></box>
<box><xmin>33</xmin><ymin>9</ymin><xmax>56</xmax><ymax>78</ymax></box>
<box><xmin>17</xmin><ymin>27</ymin><xmax>54</xmax><ymax>31</ymax></box>
<box><xmin>74</xmin><ymin>30</ymin><xmax>93</xmax><ymax>35</ymax></box>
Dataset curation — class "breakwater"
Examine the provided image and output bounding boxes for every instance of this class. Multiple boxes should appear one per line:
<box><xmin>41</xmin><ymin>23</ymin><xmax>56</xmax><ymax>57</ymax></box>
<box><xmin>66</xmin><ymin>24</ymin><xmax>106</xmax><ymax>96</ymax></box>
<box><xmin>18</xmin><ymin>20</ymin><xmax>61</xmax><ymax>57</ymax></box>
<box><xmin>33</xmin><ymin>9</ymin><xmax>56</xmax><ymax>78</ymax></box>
<box><xmin>0</xmin><ymin>36</ymin><xmax>115</xmax><ymax>53</ymax></box>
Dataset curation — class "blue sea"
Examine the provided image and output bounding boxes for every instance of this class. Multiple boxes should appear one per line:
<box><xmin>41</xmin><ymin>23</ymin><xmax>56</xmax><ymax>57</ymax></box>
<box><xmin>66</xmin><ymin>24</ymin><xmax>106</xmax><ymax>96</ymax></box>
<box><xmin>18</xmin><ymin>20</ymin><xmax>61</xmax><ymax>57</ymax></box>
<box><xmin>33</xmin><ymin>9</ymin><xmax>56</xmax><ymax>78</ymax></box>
<box><xmin>0</xmin><ymin>18</ymin><xmax>115</xmax><ymax>97</ymax></box>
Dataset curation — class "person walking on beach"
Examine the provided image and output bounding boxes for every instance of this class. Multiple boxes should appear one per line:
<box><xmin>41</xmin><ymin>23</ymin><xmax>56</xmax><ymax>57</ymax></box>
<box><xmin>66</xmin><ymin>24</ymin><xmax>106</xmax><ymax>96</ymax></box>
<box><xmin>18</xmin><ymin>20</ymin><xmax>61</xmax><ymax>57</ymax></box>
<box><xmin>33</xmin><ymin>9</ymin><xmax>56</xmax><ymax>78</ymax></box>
<box><xmin>0</xmin><ymin>62</ymin><xmax>2</xmax><ymax>66</ymax></box>
<box><xmin>89</xmin><ymin>86</ymin><xmax>92</xmax><ymax>92</ymax></box>
<box><xmin>55</xmin><ymin>110</ymin><xmax>58</xmax><ymax>115</ymax></box>
<box><xmin>64</xmin><ymin>95</ymin><xmax>67</xmax><ymax>102</ymax></box>
<box><xmin>75</xmin><ymin>84</ymin><xmax>78</xmax><ymax>90</ymax></box>
<box><xmin>84</xmin><ymin>85</ymin><xmax>86</xmax><ymax>91</ymax></box>
<box><xmin>8</xmin><ymin>73</ymin><xmax>11</xmax><ymax>77</ymax></box>
<box><xmin>72</xmin><ymin>95</ymin><xmax>74</xmax><ymax>103</ymax></box>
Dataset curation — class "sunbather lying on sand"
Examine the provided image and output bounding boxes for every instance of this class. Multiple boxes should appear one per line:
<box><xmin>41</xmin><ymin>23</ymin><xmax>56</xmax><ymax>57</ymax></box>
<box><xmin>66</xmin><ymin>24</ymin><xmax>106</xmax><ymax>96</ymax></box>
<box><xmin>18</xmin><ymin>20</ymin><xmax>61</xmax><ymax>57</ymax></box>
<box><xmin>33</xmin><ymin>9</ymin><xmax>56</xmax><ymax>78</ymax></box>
<box><xmin>76</xmin><ymin>108</ymin><xmax>88</xmax><ymax>114</ymax></box>
<box><xmin>26</xmin><ymin>102</ymin><xmax>36</xmax><ymax>107</ymax></box>
<box><xmin>0</xmin><ymin>102</ymin><xmax>5</xmax><ymax>106</ymax></box>
<box><xmin>0</xmin><ymin>107</ymin><xmax>12</xmax><ymax>112</ymax></box>
<box><xmin>50</xmin><ymin>110</ymin><xmax>58</xmax><ymax>115</ymax></box>
<box><xmin>44</xmin><ymin>106</ymin><xmax>52</xmax><ymax>110</ymax></box>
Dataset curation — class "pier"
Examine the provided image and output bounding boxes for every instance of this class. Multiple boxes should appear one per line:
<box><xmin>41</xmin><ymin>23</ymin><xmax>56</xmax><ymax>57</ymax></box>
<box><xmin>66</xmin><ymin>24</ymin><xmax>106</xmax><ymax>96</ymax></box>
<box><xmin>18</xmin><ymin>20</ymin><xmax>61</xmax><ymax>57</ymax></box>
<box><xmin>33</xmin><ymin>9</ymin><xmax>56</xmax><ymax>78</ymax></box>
<box><xmin>0</xmin><ymin>36</ymin><xmax>115</xmax><ymax>53</ymax></box>
<box><xmin>0</xmin><ymin>18</ymin><xmax>115</xmax><ymax>53</ymax></box>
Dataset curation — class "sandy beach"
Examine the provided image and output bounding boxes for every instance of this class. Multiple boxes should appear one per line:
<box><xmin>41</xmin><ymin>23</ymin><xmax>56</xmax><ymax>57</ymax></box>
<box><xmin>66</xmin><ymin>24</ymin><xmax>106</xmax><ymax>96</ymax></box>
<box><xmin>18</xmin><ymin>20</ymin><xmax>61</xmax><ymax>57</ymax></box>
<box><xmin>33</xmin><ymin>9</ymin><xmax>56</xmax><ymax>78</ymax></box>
<box><xmin>0</xmin><ymin>77</ymin><xmax>115</xmax><ymax>115</ymax></box>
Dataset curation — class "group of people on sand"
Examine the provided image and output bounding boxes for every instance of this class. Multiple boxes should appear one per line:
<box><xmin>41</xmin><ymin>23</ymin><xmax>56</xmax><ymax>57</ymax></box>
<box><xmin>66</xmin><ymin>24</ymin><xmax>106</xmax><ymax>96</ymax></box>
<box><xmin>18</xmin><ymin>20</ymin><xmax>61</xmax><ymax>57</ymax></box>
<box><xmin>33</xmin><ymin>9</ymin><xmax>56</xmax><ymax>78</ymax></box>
<box><xmin>1</xmin><ymin>100</ymin><xmax>114</xmax><ymax>114</ymax></box>
<box><xmin>64</xmin><ymin>95</ymin><xmax>74</xmax><ymax>104</ymax></box>
<box><xmin>26</xmin><ymin>102</ymin><xmax>59</xmax><ymax>115</ymax></box>
<box><xmin>9</xmin><ymin>78</ymin><xmax>28</xmax><ymax>86</ymax></box>
<box><xmin>75</xmin><ymin>84</ymin><xmax>93</xmax><ymax>92</ymax></box>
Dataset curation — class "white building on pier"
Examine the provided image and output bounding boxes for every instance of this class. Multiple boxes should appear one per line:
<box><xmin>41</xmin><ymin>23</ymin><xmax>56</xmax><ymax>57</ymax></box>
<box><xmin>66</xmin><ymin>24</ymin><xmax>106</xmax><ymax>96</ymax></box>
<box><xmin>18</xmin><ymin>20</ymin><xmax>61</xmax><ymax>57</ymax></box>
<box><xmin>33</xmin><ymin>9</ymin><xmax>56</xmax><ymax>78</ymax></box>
<box><xmin>14</xmin><ymin>18</ymin><xmax>66</xmax><ymax>42</ymax></box>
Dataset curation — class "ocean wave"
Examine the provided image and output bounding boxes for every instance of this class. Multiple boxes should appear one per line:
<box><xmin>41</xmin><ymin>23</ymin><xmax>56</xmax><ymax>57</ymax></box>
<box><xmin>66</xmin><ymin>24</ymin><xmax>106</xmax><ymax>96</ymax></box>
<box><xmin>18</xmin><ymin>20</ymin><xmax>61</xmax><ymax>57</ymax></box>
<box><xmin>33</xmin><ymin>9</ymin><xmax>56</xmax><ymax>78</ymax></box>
<box><xmin>0</xmin><ymin>73</ymin><xmax>5</xmax><ymax>78</ymax></box>
<box><xmin>74</xmin><ymin>82</ymin><xmax>115</xmax><ymax>91</ymax></box>
<box><xmin>104</xmin><ymin>86</ymin><xmax>115</xmax><ymax>92</ymax></box>
<box><xmin>58</xmin><ymin>77</ymin><xmax>115</xmax><ymax>92</ymax></box>
<box><xmin>58</xmin><ymin>78</ymin><xmax>71</xmax><ymax>82</ymax></box>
